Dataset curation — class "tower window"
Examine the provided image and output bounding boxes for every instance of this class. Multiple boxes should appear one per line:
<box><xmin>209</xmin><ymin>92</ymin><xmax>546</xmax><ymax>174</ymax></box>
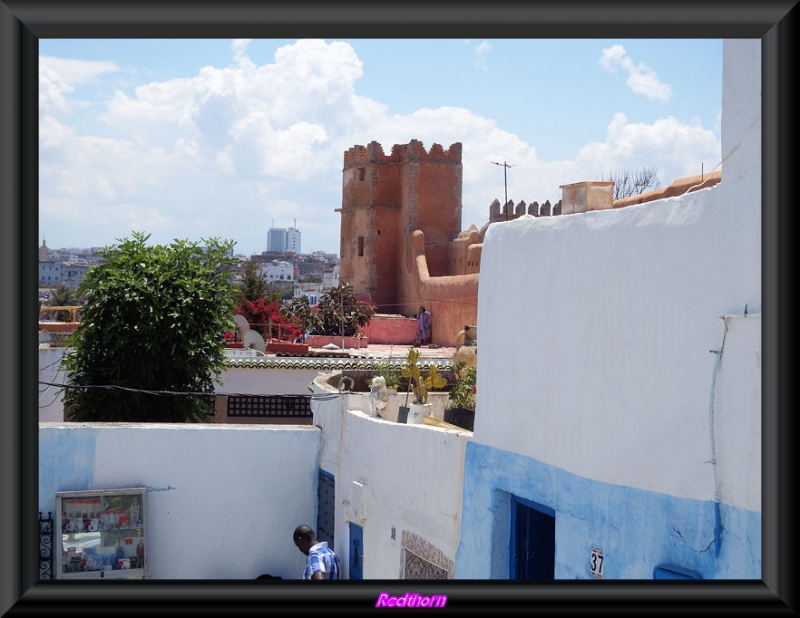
<box><xmin>358</xmin><ymin>168</ymin><xmax>365</xmax><ymax>181</ymax></box>
<box><xmin>358</xmin><ymin>236</ymin><xmax>365</xmax><ymax>257</ymax></box>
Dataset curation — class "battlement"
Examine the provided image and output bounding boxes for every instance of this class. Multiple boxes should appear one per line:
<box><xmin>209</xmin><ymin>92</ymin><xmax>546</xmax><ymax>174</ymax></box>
<box><xmin>488</xmin><ymin>198</ymin><xmax>562</xmax><ymax>223</ymax></box>
<box><xmin>343</xmin><ymin>140</ymin><xmax>462</xmax><ymax>168</ymax></box>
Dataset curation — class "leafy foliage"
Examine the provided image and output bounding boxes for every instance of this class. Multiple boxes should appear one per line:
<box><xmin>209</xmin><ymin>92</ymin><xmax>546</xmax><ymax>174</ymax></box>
<box><xmin>369</xmin><ymin>362</ymin><xmax>401</xmax><ymax>390</ymax></box>
<box><xmin>231</xmin><ymin>259</ymin><xmax>300</xmax><ymax>338</ymax></box>
<box><xmin>447</xmin><ymin>361</ymin><xmax>477</xmax><ymax>411</ymax></box>
<box><xmin>44</xmin><ymin>284</ymin><xmax>83</xmax><ymax>321</ymax></box>
<box><xmin>285</xmin><ymin>294</ymin><xmax>322</xmax><ymax>337</ymax></box>
<box><xmin>233</xmin><ymin>260</ymin><xmax>278</xmax><ymax>305</ymax></box>
<box><xmin>61</xmin><ymin>232</ymin><xmax>237</xmax><ymax>422</ymax></box>
<box><xmin>313</xmin><ymin>281</ymin><xmax>375</xmax><ymax>337</ymax></box>
<box><xmin>401</xmin><ymin>347</ymin><xmax>448</xmax><ymax>404</ymax></box>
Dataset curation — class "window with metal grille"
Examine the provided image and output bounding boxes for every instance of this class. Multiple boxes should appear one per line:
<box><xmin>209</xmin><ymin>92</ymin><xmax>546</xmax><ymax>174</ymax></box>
<box><xmin>226</xmin><ymin>395</ymin><xmax>312</xmax><ymax>418</ymax></box>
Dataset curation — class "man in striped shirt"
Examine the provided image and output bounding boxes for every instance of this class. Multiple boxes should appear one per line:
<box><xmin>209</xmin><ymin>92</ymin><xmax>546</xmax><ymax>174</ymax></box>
<box><xmin>293</xmin><ymin>525</ymin><xmax>341</xmax><ymax>580</ymax></box>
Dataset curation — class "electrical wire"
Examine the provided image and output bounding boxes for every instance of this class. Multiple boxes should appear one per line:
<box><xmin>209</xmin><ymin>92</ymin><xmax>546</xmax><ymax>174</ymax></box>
<box><xmin>37</xmin><ymin>380</ymin><xmax>343</xmax><ymax>402</ymax></box>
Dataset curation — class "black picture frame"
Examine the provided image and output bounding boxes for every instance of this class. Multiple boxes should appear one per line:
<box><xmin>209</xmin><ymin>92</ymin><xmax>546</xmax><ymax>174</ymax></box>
<box><xmin>2</xmin><ymin>1</ymin><xmax>794</xmax><ymax>614</ymax></box>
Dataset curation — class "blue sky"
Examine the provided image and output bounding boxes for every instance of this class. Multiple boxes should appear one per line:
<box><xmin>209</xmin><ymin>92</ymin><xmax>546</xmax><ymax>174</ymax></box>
<box><xmin>39</xmin><ymin>38</ymin><xmax>724</xmax><ymax>257</ymax></box>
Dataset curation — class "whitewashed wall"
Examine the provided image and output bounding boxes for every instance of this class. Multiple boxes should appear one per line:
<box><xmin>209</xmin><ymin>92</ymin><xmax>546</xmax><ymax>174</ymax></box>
<box><xmin>38</xmin><ymin>352</ymin><xmax>323</xmax><ymax>422</ymax></box>
<box><xmin>39</xmin><ymin>423</ymin><xmax>320</xmax><ymax>580</ymax></box>
<box><xmin>217</xmin><ymin>365</ymin><xmax>320</xmax><ymax>395</ymax></box>
<box><xmin>311</xmin><ymin>374</ymin><xmax>470</xmax><ymax>579</ymax></box>
<box><xmin>456</xmin><ymin>39</ymin><xmax>761</xmax><ymax>579</ymax></box>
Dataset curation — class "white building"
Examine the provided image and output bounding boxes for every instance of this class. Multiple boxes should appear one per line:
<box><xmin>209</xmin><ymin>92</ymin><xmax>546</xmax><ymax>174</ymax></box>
<box><xmin>260</xmin><ymin>260</ymin><xmax>294</xmax><ymax>284</ymax></box>
<box><xmin>455</xmin><ymin>38</ymin><xmax>760</xmax><ymax>580</ymax></box>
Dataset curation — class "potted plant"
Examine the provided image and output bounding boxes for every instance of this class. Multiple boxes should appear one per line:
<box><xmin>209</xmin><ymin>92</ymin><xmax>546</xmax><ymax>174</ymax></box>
<box><xmin>368</xmin><ymin>362</ymin><xmax>401</xmax><ymax>391</ymax></box>
<box><xmin>444</xmin><ymin>360</ymin><xmax>476</xmax><ymax>431</ymax></box>
<box><xmin>400</xmin><ymin>347</ymin><xmax>447</xmax><ymax>424</ymax></box>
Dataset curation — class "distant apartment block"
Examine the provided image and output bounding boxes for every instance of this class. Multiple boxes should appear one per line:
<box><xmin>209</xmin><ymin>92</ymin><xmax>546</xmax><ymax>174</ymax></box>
<box><xmin>38</xmin><ymin>260</ymin><xmax>64</xmax><ymax>286</ymax></box>
<box><xmin>267</xmin><ymin>226</ymin><xmax>301</xmax><ymax>254</ymax></box>
<box><xmin>38</xmin><ymin>259</ymin><xmax>93</xmax><ymax>289</ymax></box>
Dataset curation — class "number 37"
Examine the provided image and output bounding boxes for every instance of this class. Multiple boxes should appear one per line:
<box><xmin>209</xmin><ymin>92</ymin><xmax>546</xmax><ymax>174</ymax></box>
<box><xmin>590</xmin><ymin>547</ymin><xmax>604</xmax><ymax>578</ymax></box>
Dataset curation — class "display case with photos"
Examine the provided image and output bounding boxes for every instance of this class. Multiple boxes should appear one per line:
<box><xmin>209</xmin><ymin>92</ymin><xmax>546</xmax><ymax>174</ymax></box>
<box><xmin>55</xmin><ymin>487</ymin><xmax>147</xmax><ymax>579</ymax></box>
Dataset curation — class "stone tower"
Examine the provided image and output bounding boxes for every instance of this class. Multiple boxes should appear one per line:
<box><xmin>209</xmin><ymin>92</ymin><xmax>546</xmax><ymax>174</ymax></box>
<box><xmin>337</xmin><ymin>140</ymin><xmax>463</xmax><ymax>314</ymax></box>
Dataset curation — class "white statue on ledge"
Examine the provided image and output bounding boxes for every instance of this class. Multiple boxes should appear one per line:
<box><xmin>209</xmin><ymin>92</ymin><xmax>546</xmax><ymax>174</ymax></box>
<box><xmin>369</xmin><ymin>376</ymin><xmax>389</xmax><ymax>418</ymax></box>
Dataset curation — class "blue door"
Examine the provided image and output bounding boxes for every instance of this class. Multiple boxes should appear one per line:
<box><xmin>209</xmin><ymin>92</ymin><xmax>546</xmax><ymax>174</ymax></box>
<box><xmin>349</xmin><ymin>522</ymin><xmax>363</xmax><ymax>580</ymax></box>
<box><xmin>511</xmin><ymin>498</ymin><xmax>555</xmax><ymax>580</ymax></box>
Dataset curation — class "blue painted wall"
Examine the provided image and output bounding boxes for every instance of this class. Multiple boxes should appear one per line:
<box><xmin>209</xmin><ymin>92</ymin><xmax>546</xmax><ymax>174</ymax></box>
<box><xmin>39</xmin><ymin>426</ymin><xmax>99</xmax><ymax>512</ymax></box>
<box><xmin>455</xmin><ymin>442</ymin><xmax>760</xmax><ymax>579</ymax></box>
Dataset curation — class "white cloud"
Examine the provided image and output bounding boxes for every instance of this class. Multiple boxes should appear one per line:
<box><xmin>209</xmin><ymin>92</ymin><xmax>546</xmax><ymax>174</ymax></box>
<box><xmin>599</xmin><ymin>45</ymin><xmax>672</xmax><ymax>102</ymax></box>
<box><xmin>473</xmin><ymin>40</ymin><xmax>492</xmax><ymax>72</ymax></box>
<box><xmin>231</xmin><ymin>39</ymin><xmax>252</xmax><ymax>67</ymax></box>
<box><xmin>574</xmin><ymin>112</ymin><xmax>720</xmax><ymax>184</ymax></box>
<box><xmin>39</xmin><ymin>40</ymin><xmax>718</xmax><ymax>255</ymax></box>
<box><xmin>39</xmin><ymin>56</ymin><xmax>120</xmax><ymax>113</ymax></box>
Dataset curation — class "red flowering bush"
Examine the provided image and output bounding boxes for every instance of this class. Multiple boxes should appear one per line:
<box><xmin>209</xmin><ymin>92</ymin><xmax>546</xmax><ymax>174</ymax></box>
<box><xmin>235</xmin><ymin>297</ymin><xmax>301</xmax><ymax>341</ymax></box>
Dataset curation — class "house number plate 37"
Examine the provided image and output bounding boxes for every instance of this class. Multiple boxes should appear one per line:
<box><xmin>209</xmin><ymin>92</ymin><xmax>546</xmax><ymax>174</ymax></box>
<box><xmin>590</xmin><ymin>546</ymin><xmax>604</xmax><ymax>578</ymax></box>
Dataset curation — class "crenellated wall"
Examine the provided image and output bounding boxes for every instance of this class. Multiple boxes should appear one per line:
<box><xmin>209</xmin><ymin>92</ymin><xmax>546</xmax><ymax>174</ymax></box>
<box><xmin>338</xmin><ymin>137</ymin><xmax>723</xmax><ymax>348</ymax></box>
<box><xmin>488</xmin><ymin>197</ymin><xmax>563</xmax><ymax>223</ymax></box>
<box><xmin>339</xmin><ymin>140</ymin><xmax>466</xmax><ymax>335</ymax></box>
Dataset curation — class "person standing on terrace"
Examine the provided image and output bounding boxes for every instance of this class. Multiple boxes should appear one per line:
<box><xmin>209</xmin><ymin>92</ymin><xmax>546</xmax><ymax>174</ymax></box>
<box><xmin>417</xmin><ymin>306</ymin><xmax>432</xmax><ymax>346</ymax></box>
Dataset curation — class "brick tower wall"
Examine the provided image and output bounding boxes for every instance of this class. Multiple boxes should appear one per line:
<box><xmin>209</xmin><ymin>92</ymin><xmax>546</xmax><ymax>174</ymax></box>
<box><xmin>339</xmin><ymin>140</ymin><xmax>463</xmax><ymax>316</ymax></box>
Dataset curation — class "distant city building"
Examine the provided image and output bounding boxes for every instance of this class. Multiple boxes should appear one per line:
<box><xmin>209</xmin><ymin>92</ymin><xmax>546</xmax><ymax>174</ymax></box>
<box><xmin>38</xmin><ymin>260</ymin><xmax>63</xmax><ymax>286</ymax></box>
<box><xmin>61</xmin><ymin>260</ymin><xmax>92</xmax><ymax>288</ymax></box>
<box><xmin>260</xmin><ymin>260</ymin><xmax>295</xmax><ymax>284</ymax></box>
<box><xmin>38</xmin><ymin>239</ymin><xmax>104</xmax><ymax>289</ymax></box>
<box><xmin>267</xmin><ymin>225</ymin><xmax>301</xmax><ymax>254</ymax></box>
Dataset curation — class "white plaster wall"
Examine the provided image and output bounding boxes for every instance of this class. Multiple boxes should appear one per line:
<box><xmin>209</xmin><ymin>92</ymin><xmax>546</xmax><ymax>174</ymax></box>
<box><xmin>39</xmin><ymin>423</ymin><xmax>320</xmax><ymax>580</ymax></box>
<box><xmin>311</xmin><ymin>374</ymin><xmax>469</xmax><ymax>579</ymax></box>
<box><xmin>474</xmin><ymin>38</ymin><xmax>760</xmax><ymax>512</ymax></box>
<box><xmin>38</xmin><ymin>353</ymin><xmax>321</xmax><ymax>422</ymax></box>
<box><xmin>218</xmin><ymin>366</ymin><xmax>321</xmax><ymax>395</ymax></box>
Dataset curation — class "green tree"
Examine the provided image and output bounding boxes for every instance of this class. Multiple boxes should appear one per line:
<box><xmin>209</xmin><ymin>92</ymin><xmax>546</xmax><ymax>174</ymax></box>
<box><xmin>314</xmin><ymin>281</ymin><xmax>375</xmax><ymax>337</ymax></box>
<box><xmin>285</xmin><ymin>294</ymin><xmax>322</xmax><ymax>336</ymax></box>
<box><xmin>233</xmin><ymin>260</ymin><xmax>272</xmax><ymax>304</ymax></box>
<box><xmin>61</xmin><ymin>232</ymin><xmax>236</xmax><ymax>422</ymax></box>
<box><xmin>232</xmin><ymin>259</ymin><xmax>285</xmax><ymax>329</ymax></box>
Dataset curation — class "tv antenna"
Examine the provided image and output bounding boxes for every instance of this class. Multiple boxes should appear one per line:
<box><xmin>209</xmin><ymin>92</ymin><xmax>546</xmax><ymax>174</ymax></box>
<box><xmin>491</xmin><ymin>161</ymin><xmax>514</xmax><ymax>220</ymax></box>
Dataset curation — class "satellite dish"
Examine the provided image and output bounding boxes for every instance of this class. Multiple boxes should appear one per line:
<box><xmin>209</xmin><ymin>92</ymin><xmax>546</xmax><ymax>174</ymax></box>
<box><xmin>233</xmin><ymin>314</ymin><xmax>250</xmax><ymax>333</ymax></box>
<box><xmin>243</xmin><ymin>330</ymin><xmax>266</xmax><ymax>353</ymax></box>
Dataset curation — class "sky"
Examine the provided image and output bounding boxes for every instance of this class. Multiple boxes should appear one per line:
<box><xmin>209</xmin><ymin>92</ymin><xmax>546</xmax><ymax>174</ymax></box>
<box><xmin>39</xmin><ymin>38</ymin><xmax>724</xmax><ymax>257</ymax></box>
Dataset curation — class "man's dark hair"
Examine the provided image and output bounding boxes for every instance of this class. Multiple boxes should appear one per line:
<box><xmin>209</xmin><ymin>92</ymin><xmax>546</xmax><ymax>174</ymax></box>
<box><xmin>293</xmin><ymin>524</ymin><xmax>315</xmax><ymax>543</ymax></box>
